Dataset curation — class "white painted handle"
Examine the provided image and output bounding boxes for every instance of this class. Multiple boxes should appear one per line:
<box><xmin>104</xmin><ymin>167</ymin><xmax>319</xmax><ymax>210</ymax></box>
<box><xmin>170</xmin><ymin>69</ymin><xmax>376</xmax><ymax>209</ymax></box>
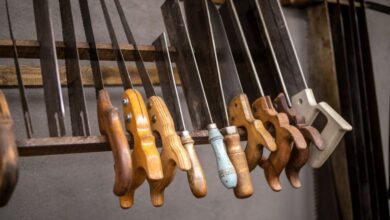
<box><xmin>292</xmin><ymin>89</ymin><xmax>352</xmax><ymax>168</ymax></box>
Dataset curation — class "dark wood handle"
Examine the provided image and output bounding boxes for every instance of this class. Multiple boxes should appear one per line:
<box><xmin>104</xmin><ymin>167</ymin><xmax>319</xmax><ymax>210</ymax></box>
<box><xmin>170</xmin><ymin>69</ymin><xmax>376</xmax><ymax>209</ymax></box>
<box><xmin>0</xmin><ymin>91</ymin><xmax>19</xmax><ymax>207</ymax></box>
<box><xmin>97</xmin><ymin>89</ymin><xmax>132</xmax><ymax>197</ymax></box>
<box><xmin>224</xmin><ymin>132</ymin><xmax>253</xmax><ymax>198</ymax></box>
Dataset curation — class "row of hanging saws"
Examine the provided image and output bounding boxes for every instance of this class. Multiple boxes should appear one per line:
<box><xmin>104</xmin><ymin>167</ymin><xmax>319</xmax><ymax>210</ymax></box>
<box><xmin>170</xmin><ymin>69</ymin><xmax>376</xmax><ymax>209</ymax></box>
<box><xmin>0</xmin><ymin>0</ymin><xmax>352</xmax><ymax>208</ymax></box>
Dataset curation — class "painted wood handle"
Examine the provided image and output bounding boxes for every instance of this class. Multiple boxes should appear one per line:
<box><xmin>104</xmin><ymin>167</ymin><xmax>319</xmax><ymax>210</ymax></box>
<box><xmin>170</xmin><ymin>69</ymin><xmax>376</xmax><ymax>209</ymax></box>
<box><xmin>97</xmin><ymin>89</ymin><xmax>132</xmax><ymax>197</ymax></box>
<box><xmin>208</xmin><ymin>124</ymin><xmax>237</xmax><ymax>189</ymax></box>
<box><xmin>228</xmin><ymin>94</ymin><xmax>276</xmax><ymax>171</ymax></box>
<box><xmin>181</xmin><ymin>132</ymin><xmax>208</xmax><ymax>198</ymax></box>
<box><xmin>0</xmin><ymin>91</ymin><xmax>19</xmax><ymax>207</ymax></box>
<box><xmin>252</xmin><ymin>96</ymin><xmax>306</xmax><ymax>191</ymax></box>
<box><xmin>224</xmin><ymin>129</ymin><xmax>253</xmax><ymax>198</ymax></box>
<box><xmin>148</xmin><ymin>96</ymin><xmax>191</xmax><ymax>207</ymax></box>
<box><xmin>119</xmin><ymin>89</ymin><xmax>163</xmax><ymax>209</ymax></box>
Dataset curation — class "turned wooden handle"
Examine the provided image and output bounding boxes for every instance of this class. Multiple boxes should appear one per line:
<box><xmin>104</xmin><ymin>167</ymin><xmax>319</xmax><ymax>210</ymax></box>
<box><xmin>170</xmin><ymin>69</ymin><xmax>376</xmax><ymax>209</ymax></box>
<box><xmin>97</xmin><ymin>89</ymin><xmax>132</xmax><ymax>197</ymax></box>
<box><xmin>119</xmin><ymin>89</ymin><xmax>163</xmax><ymax>209</ymax></box>
<box><xmin>0</xmin><ymin>91</ymin><xmax>19</xmax><ymax>207</ymax></box>
<box><xmin>252</xmin><ymin>96</ymin><xmax>306</xmax><ymax>191</ymax></box>
<box><xmin>224</xmin><ymin>131</ymin><xmax>253</xmax><ymax>198</ymax></box>
<box><xmin>274</xmin><ymin>93</ymin><xmax>324</xmax><ymax>188</ymax></box>
<box><xmin>228</xmin><ymin>94</ymin><xmax>276</xmax><ymax>171</ymax></box>
<box><xmin>181</xmin><ymin>132</ymin><xmax>207</xmax><ymax>198</ymax></box>
<box><xmin>147</xmin><ymin>96</ymin><xmax>191</xmax><ymax>207</ymax></box>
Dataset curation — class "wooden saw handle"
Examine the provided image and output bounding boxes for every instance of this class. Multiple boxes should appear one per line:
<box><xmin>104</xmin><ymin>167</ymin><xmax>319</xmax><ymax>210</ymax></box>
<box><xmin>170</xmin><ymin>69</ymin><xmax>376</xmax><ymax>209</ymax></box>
<box><xmin>274</xmin><ymin>93</ymin><xmax>324</xmax><ymax>188</ymax></box>
<box><xmin>97</xmin><ymin>89</ymin><xmax>132</xmax><ymax>197</ymax></box>
<box><xmin>0</xmin><ymin>91</ymin><xmax>19</xmax><ymax>207</ymax></box>
<box><xmin>181</xmin><ymin>132</ymin><xmax>207</xmax><ymax>198</ymax></box>
<box><xmin>224</xmin><ymin>129</ymin><xmax>253</xmax><ymax>198</ymax></box>
<box><xmin>147</xmin><ymin>96</ymin><xmax>191</xmax><ymax>207</ymax></box>
<box><xmin>119</xmin><ymin>89</ymin><xmax>163</xmax><ymax>209</ymax></box>
<box><xmin>228</xmin><ymin>94</ymin><xmax>276</xmax><ymax>170</ymax></box>
<box><xmin>252</xmin><ymin>96</ymin><xmax>306</xmax><ymax>191</ymax></box>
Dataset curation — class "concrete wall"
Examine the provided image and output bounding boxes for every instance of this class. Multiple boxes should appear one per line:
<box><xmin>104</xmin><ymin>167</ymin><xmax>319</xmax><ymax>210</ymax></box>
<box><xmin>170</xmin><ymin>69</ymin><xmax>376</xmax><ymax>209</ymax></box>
<box><xmin>0</xmin><ymin>0</ymin><xmax>388</xmax><ymax>219</ymax></box>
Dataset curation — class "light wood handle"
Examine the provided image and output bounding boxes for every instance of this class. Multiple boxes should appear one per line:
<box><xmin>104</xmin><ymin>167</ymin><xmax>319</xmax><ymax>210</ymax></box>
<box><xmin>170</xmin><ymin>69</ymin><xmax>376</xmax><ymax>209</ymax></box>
<box><xmin>0</xmin><ymin>91</ymin><xmax>19</xmax><ymax>207</ymax></box>
<box><xmin>228</xmin><ymin>94</ymin><xmax>276</xmax><ymax>170</ymax></box>
<box><xmin>181</xmin><ymin>132</ymin><xmax>207</xmax><ymax>198</ymax></box>
<box><xmin>97</xmin><ymin>89</ymin><xmax>132</xmax><ymax>197</ymax></box>
<box><xmin>252</xmin><ymin>96</ymin><xmax>306</xmax><ymax>191</ymax></box>
<box><xmin>224</xmin><ymin>132</ymin><xmax>253</xmax><ymax>198</ymax></box>
<box><xmin>119</xmin><ymin>89</ymin><xmax>163</xmax><ymax>209</ymax></box>
<box><xmin>147</xmin><ymin>96</ymin><xmax>191</xmax><ymax>207</ymax></box>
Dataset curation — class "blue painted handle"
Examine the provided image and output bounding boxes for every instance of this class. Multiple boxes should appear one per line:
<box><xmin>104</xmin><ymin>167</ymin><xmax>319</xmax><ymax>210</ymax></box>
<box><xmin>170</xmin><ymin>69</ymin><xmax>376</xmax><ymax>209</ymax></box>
<box><xmin>208</xmin><ymin>124</ymin><xmax>237</xmax><ymax>188</ymax></box>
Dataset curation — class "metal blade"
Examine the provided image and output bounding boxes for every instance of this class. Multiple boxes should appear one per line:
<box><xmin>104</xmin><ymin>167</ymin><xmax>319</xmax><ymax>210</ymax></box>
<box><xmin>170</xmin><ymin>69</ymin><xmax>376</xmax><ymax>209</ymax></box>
<box><xmin>219</xmin><ymin>0</ymin><xmax>264</xmax><ymax>103</ymax></box>
<box><xmin>5</xmin><ymin>0</ymin><xmax>33</xmax><ymax>138</ymax></box>
<box><xmin>256</xmin><ymin>0</ymin><xmax>308</xmax><ymax>95</ymax></box>
<box><xmin>234</xmin><ymin>0</ymin><xmax>292</xmax><ymax>106</ymax></box>
<box><xmin>79</xmin><ymin>0</ymin><xmax>104</xmax><ymax>93</ymax></box>
<box><xmin>100</xmin><ymin>0</ymin><xmax>133</xmax><ymax>90</ymax></box>
<box><xmin>184</xmin><ymin>0</ymin><xmax>229</xmax><ymax>128</ymax></box>
<box><xmin>59</xmin><ymin>0</ymin><xmax>91</xmax><ymax>136</ymax></box>
<box><xmin>114</xmin><ymin>0</ymin><xmax>156</xmax><ymax>97</ymax></box>
<box><xmin>207</xmin><ymin>0</ymin><xmax>243</xmax><ymax>105</ymax></box>
<box><xmin>161</xmin><ymin>0</ymin><xmax>213</xmax><ymax>129</ymax></box>
<box><xmin>33</xmin><ymin>0</ymin><xmax>66</xmax><ymax>137</ymax></box>
<box><xmin>153</xmin><ymin>33</ymin><xmax>186</xmax><ymax>132</ymax></box>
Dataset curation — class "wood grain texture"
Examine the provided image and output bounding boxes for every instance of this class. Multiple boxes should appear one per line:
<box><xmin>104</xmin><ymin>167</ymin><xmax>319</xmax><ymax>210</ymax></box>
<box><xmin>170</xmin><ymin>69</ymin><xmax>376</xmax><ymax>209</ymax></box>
<box><xmin>0</xmin><ymin>90</ymin><xmax>19</xmax><ymax>207</ymax></box>
<box><xmin>0</xmin><ymin>65</ymin><xmax>180</xmax><ymax>87</ymax></box>
<box><xmin>228</xmin><ymin>94</ymin><xmax>276</xmax><ymax>170</ymax></box>
<box><xmin>147</xmin><ymin>96</ymin><xmax>191</xmax><ymax>207</ymax></box>
<box><xmin>97</xmin><ymin>89</ymin><xmax>132</xmax><ymax>196</ymax></box>
<box><xmin>273</xmin><ymin>93</ymin><xmax>324</xmax><ymax>188</ymax></box>
<box><xmin>181</xmin><ymin>132</ymin><xmax>207</xmax><ymax>198</ymax></box>
<box><xmin>119</xmin><ymin>89</ymin><xmax>163</xmax><ymax>209</ymax></box>
<box><xmin>224</xmin><ymin>132</ymin><xmax>253</xmax><ymax>198</ymax></box>
<box><xmin>252</xmin><ymin>96</ymin><xmax>306</xmax><ymax>191</ymax></box>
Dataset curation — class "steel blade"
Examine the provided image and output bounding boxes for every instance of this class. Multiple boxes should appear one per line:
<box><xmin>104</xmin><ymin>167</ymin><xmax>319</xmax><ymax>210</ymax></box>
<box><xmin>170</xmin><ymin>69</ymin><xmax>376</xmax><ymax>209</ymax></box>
<box><xmin>33</xmin><ymin>0</ymin><xmax>66</xmax><ymax>137</ymax></box>
<box><xmin>100</xmin><ymin>0</ymin><xmax>134</xmax><ymax>90</ymax></box>
<box><xmin>234</xmin><ymin>0</ymin><xmax>292</xmax><ymax>106</ymax></box>
<box><xmin>219</xmin><ymin>0</ymin><xmax>264</xmax><ymax>103</ymax></box>
<box><xmin>5</xmin><ymin>0</ymin><xmax>33</xmax><ymax>138</ymax></box>
<box><xmin>153</xmin><ymin>33</ymin><xmax>186</xmax><ymax>132</ymax></box>
<box><xmin>59</xmin><ymin>0</ymin><xmax>91</xmax><ymax>136</ymax></box>
<box><xmin>207</xmin><ymin>0</ymin><xmax>244</xmax><ymax>105</ymax></box>
<box><xmin>79</xmin><ymin>0</ymin><xmax>104</xmax><ymax>93</ymax></box>
<box><xmin>114</xmin><ymin>0</ymin><xmax>156</xmax><ymax>97</ymax></box>
<box><xmin>161</xmin><ymin>0</ymin><xmax>213</xmax><ymax>130</ymax></box>
<box><xmin>184</xmin><ymin>0</ymin><xmax>229</xmax><ymax>128</ymax></box>
<box><xmin>256</xmin><ymin>0</ymin><xmax>308</xmax><ymax>95</ymax></box>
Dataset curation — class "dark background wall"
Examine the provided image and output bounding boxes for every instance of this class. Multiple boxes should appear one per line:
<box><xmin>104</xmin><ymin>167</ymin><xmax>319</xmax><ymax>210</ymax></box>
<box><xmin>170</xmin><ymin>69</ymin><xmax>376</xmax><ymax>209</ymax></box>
<box><xmin>0</xmin><ymin>0</ymin><xmax>388</xmax><ymax>219</ymax></box>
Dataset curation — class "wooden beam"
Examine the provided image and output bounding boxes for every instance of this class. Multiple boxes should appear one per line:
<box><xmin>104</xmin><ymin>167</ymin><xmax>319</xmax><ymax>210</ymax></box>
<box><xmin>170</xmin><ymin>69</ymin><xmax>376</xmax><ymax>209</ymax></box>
<box><xmin>0</xmin><ymin>64</ymin><xmax>181</xmax><ymax>87</ymax></box>
<box><xmin>0</xmin><ymin>39</ymin><xmax>176</xmax><ymax>62</ymax></box>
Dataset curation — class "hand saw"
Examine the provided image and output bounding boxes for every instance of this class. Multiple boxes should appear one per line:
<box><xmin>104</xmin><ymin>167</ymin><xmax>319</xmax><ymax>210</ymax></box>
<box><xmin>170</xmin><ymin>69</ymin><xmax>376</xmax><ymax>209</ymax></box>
<box><xmin>5</xmin><ymin>0</ymin><xmax>33</xmax><ymax>138</ymax></box>
<box><xmin>79</xmin><ymin>0</ymin><xmax>132</xmax><ymax>198</ymax></box>
<box><xmin>111</xmin><ymin>0</ymin><xmax>191</xmax><ymax>207</ymax></box>
<box><xmin>256</xmin><ymin>0</ymin><xmax>352</xmax><ymax>168</ymax></box>
<box><xmin>162</xmin><ymin>0</ymin><xmax>237</xmax><ymax>189</ymax></box>
<box><xmin>184</xmin><ymin>0</ymin><xmax>253</xmax><ymax>198</ymax></box>
<box><xmin>220</xmin><ymin>0</ymin><xmax>307</xmax><ymax>191</ymax></box>
<box><xmin>33</xmin><ymin>0</ymin><xmax>66</xmax><ymax>137</ymax></box>
<box><xmin>153</xmin><ymin>33</ymin><xmax>208</xmax><ymax>198</ymax></box>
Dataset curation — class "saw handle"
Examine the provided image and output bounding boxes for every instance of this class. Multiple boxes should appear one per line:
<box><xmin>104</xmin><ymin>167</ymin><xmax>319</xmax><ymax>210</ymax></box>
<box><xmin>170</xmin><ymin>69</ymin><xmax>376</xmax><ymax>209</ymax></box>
<box><xmin>208</xmin><ymin>124</ymin><xmax>237</xmax><ymax>189</ymax></box>
<box><xmin>147</xmin><ymin>96</ymin><xmax>191</xmax><ymax>207</ymax></box>
<box><xmin>291</xmin><ymin>89</ymin><xmax>352</xmax><ymax>168</ymax></box>
<box><xmin>119</xmin><ymin>89</ymin><xmax>163</xmax><ymax>209</ymax></box>
<box><xmin>224</xmin><ymin>131</ymin><xmax>253</xmax><ymax>198</ymax></box>
<box><xmin>97</xmin><ymin>89</ymin><xmax>132</xmax><ymax>197</ymax></box>
<box><xmin>228</xmin><ymin>94</ymin><xmax>276</xmax><ymax>170</ymax></box>
<box><xmin>181</xmin><ymin>132</ymin><xmax>208</xmax><ymax>198</ymax></box>
<box><xmin>0</xmin><ymin>91</ymin><xmax>19</xmax><ymax>207</ymax></box>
